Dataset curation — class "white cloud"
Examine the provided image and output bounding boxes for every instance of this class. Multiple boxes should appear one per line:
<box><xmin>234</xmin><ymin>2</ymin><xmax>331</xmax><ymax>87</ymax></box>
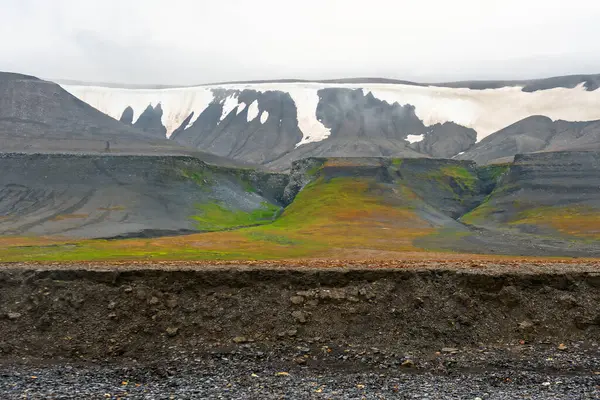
<box><xmin>1</xmin><ymin>0</ymin><xmax>600</xmax><ymax>85</ymax></box>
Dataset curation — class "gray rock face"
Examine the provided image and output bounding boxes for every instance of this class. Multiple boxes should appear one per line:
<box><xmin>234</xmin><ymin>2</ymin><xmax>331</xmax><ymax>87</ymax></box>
<box><xmin>119</xmin><ymin>106</ymin><xmax>134</xmax><ymax>125</ymax></box>
<box><xmin>171</xmin><ymin>87</ymin><xmax>476</xmax><ymax>170</ymax></box>
<box><xmin>410</xmin><ymin>122</ymin><xmax>477</xmax><ymax>158</ymax></box>
<box><xmin>173</xmin><ymin>89</ymin><xmax>303</xmax><ymax>165</ymax></box>
<box><xmin>458</xmin><ymin>116</ymin><xmax>600</xmax><ymax>164</ymax></box>
<box><xmin>133</xmin><ymin>103</ymin><xmax>168</xmax><ymax>138</ymax></box>
<box><xmin>0</xmin><ymin>153</ymin><xmax>285</xmax><ymax>238</ymax></box>
<box><xmin>316</xmin><ymin>88</ymin><xmax>425</xmax><ymax>140</ymax></box>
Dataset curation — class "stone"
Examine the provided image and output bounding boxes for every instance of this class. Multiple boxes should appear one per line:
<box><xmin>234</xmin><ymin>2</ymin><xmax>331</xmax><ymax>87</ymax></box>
<box><xmin>107</xmin><ymin>301</ymin><xmax>116</xmax><ymax>310</ymax></box>
<box><xmin>7</xmin><ymin>312</ymin><xmax>21</xmax><ymax>320</ymax></box>
<box><xmin>441</xmin><ymin>347</ymin><xmax>459</xmax><ymax>354</ymax></box>
<box><xmin>166</xmin><ymin>298</ymin><xmax>178</xmax><ymax>309</ymax></box>
<box><xmin>292</xmin><ymin>310</ymin><xmax>307</xmax><ymax>323</ymax></box>
<box><xmin>290</xmin><ymin>296</ymin><xmax>304</xmax><ymax>305</ymax></box>
<box><xmin>401</xmin><ymin>359</ymin><xmax>415</xmax><ymax>368</ymax></box>
<box><xmin>148</xmin><ymin>296</ymin><xmax>160</xmax><ymax>306</ymax></box>
<box><xmin>233</xmin><ymin>336</ymin><xmax>248</xmax><ymax>344</ymax></box>
<box><xmin>518</xmin><ymin>320</ymin><xmax>535</xmax><ymax>332</ymax></box>
<box><xmin>294</xmin><ymin>357</ymin><xmax>307</xmax><ymax>365</ymax></box>
<box><xmin>108</xmin><ymin>313</ymin><xmax>117</xmax><ymax>319</ymax></box>
<box><xmin>166</xmin><ymin>327</ymin><xmax>179</xmax><ymax>337</ymax></box>
<box><xmin>558</xmin><ymin>343</ymin><xmax>567</xmax><ymax>351</ymax></box>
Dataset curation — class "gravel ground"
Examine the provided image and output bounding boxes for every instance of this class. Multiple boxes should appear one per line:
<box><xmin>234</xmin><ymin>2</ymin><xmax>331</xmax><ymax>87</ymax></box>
<box><xmin>2</xmin><ymin>346</ymin><xmax>600</xmax><ymax>399</ymax></box>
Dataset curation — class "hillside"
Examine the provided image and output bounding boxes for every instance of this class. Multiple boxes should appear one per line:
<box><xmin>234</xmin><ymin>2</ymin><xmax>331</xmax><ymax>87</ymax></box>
<box><xmin>0</xmin><ymin>153</ymin><xmax>287</xmax><ymax>239</ymax></box>
<box><xmin>0</xmin><ymin>71</ymin><xmax>254</xmax><ymax>169</ymax></box>
<box><xmin>457</xmin><ymin>116</ymin><xmax>600</xmax><ymax>164</ymax></box>
<box><xmin>60</xmin><ymin>74</ymin><xmax>600</xmax><ymax>168</ymax></box>
<box><xmin>2</xmin><ymin>152</ymin><xmax>600</xmax><ymax>261</ymax></box>
<box><xmin>461</xmin><ymin>151</ymin><xmax>600</xmax><ymax>239</ymax></box>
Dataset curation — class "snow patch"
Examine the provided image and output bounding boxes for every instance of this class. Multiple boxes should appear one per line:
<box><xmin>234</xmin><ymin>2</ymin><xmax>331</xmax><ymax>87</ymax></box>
<box><xmin>246</xmin><ymin>100</ymin><xmax>259</xmax><ymax>122</ymax></box>
<box><xmin>260</xmin><ymin>111</ymin><xmax>269</xmax><ymax>124</ymax></box>
<box><xmin>236</xmin><ymin>102</ymin><xmax>247</xmax><ymax>115</ymax></box>
<box><xmin>61</xmin><ymin>85</ymin><xmax>215</xmax><ymax>138</ymax></box>
<box><xmin>284</xmin><ymin>87</ymin><xmax>331</xmax><ymax>147</ymax></box>
<box><xmin>62</xmin><ymin>81</ymin><xmax>600</xmax><ymax>144</ymax></box>
<box><xmin>406</xmin><ymin>134</ymin><xmax>424</xmax><ymax>144</ymax></box>
<box><xmin>220</xmin><ymin>94</ymin><xmax>240</xmax><ymax>121</ymax></box>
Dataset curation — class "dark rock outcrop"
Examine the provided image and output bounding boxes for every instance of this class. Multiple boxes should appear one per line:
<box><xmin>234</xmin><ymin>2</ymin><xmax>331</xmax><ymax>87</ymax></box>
<box><xmin>133</xmin><ymin>103</ymin><xmax>167</xmax><ymax>138</ymax></box>
<box><xmin>410</xmin><ymin>122</ymin><xmax>477</xmax><ymax>158</ymax></box>
<box><xmin>119</xmin><ymin>106</ymin><xmax>134</xmax><ymax>125</ymax></box>
<box><xmin>172</xmin><ymin>88</ymin><xmax>476</xmax><ymax>170</ymax></box>
<box><xmin>173</xmin><ymin>89</ymin><xmax>303</xmax><ymax>165</ymax></box>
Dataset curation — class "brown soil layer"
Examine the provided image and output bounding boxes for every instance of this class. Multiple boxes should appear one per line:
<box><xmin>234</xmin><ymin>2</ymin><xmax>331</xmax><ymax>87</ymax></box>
<box><xmin>1</xmin><ymin>261</ymin><xmax>600</xmax><ymax>363</ymax></box>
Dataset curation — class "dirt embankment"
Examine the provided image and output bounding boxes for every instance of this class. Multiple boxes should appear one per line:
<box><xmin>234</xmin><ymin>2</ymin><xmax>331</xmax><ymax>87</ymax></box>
<box><xmin>1</xmin><ymin>264</ymin><xmax>600</xmax><ymax>362</ymax></box>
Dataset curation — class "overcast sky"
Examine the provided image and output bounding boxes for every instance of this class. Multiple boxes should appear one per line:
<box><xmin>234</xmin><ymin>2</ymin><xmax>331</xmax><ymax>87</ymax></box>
<box><xmin>2</xmin><ymin>0</ymin><xmax>600</xmax><ymax>85</ymax></box>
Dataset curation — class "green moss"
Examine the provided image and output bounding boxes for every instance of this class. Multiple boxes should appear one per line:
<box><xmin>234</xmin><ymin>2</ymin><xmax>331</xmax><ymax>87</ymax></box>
<box><xmin>461</xmin><ymin>199</ymin><xmax>497</xmax><ymax>225</ymax></box>
<box><xmin>440</xmin><ymin>165</ymin><xmax>477</xmax><ymax>191</ymax></box>
<box><xmin>192</xmin><ymin>202</ymin><xmax>281</xmax><ymax>231</ymax></box>
<box><xmin>306</xmin><ymin>163</ymin><xmax>324</xmax><ymax>177</ymax></box>
<box><xmin>421</xmin><ymin>164</ymin><xmax>478</xmax><ymax>195</ymax></box>
<box><xmin>479</xmin><ymin>164</ymin><xmax>510</xmax><ymax>182</ymax></box>
<box><xmin>391</xmin><ymin>158</ymin><xmax>403</xmax><ymax>166</ymax></box>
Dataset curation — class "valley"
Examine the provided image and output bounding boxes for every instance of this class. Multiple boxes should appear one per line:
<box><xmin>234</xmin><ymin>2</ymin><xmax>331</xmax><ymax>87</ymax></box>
<box><xmin>1</xmin><ymin>70</ymin><xmax>600</xmax><ymax>399</ymax></box>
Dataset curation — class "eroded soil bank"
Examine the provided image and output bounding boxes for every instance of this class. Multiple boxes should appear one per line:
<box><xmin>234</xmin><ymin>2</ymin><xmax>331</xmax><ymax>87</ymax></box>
<box><xmin>1</xmin><ymin>264</ymin><xmax>600</xmax><ymax>362</ymax></box>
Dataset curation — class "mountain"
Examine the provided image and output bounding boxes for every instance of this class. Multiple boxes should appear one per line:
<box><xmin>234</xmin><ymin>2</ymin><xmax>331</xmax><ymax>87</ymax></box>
<box><xmin>0</xmin><ymin>72</ymin><xmax>194</xmax><ymax>156</ymax></box>
<box><xmin>60</xmin><ymin>74</ymin><xmax>600</xmax><ymax>169</ymax></box>
<box><xmin>0</xmin><ymin>71</ymin><xmax>288</xmax><ymax>238</ymax></box>
<box><xmin>457</xmin><ymin>116</ymin><xmax>600</xmax><ymax>164</ymax></box>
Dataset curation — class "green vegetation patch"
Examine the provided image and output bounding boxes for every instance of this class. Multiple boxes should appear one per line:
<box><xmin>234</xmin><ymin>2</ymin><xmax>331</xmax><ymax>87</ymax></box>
<box><xmin>419</xmin><ymin>164</ymin><xmax>479</xmax><ymax>195</ymax></box>
<box><xmin>478</xmin><ymin>163</ymin><xmax>511</xmax><ymax>183</ymax></box>
<box><xmin>192</xmin><ymin>202</ymin><xmax>281</xmax><ymax>231</ymax></box>
<box><xmin>460</xmin><ymin>197</ymin><xmax>498</xmax><ymax>225</ymax></box>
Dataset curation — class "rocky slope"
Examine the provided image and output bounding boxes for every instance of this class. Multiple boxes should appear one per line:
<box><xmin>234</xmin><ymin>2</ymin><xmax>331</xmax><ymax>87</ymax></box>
<box><xmin>458</xmin><ymin>116</ymin><xmax>600</xmax><ymax>164</ymax></box>
<box><xmin>60</xmin><ymin>74</ymin><xmax>600</xmax><ymax>169</ymax></box>
<box><xmin>460</xmin><ymin>151</ymin><xmax>600</xmax><ymax>239</ymax></box>
<box><xmin>0</xmin><ymin>72</ymin><xmax>198</xmax><ymax>156</ymax></box>
<box><xmin>0</xmin><ymin>153</ymin><xmax>287</xmax><ymax>238</ymax></box>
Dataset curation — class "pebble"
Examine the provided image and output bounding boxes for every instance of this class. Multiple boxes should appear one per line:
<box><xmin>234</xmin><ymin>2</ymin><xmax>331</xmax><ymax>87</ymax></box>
<box><xmin>6</xmin><ymin>312</ymin><xmax>21</xmax><ymax>320</ymax></box>
<box><xmin>166</xmin><ymin>327</ymin><xmax>179</xmax><ymax>337</ymax></box>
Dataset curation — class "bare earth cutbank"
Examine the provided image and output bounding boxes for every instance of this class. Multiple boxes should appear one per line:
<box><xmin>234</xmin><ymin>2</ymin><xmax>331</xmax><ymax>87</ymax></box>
<box><xmin>1</xmin><ymin>261</ymin><xmax>600</xmax><ymax>398</ymax></box>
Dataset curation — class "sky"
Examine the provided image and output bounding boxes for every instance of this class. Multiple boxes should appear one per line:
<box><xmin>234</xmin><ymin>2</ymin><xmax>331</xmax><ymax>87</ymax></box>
<box><xmin>1</xmin><ymin>0</ymin><xmax>600</xmax><ymax>85</ymax></box>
